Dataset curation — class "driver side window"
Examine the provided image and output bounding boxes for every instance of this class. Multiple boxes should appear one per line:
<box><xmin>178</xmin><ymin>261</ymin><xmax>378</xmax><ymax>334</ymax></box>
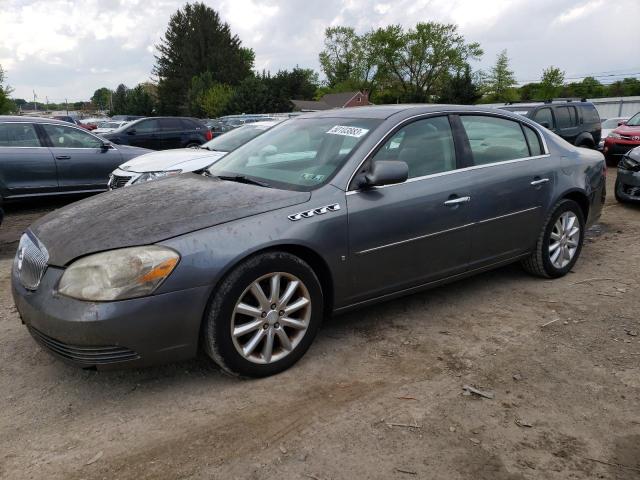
<box><xmin>42</xmin><ymin>124</ymin><xmax>103</xmax><ymax>149</ymax></box>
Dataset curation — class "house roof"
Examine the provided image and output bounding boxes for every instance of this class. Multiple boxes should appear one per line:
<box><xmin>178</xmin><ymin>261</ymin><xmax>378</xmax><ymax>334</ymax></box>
<box><xmin>321</xmin><ymin>91</ymin><xmax>360</xmax><ymax>108</ymax></box>
<box><xmin>290</xmin><ymin>100</ymin><xmax>332</xmax><ymax>111</ymax></box>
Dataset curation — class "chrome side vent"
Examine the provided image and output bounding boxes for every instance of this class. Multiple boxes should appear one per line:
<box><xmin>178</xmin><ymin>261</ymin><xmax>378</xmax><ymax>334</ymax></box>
<box><xmin>14</xmin><ymin>233</ymin><xmax>49</xmax><ymax>290</ymax></box>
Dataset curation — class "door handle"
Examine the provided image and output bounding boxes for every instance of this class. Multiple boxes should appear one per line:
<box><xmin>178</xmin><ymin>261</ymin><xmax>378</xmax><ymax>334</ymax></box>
<box><xmin>443</xmin><ymin>196</ymin><xmax>471</xmax><ymax>206</ymax></box>
<box><xmin>55</xmin><ymin>155</ymin><xmax>71</xmax><ymax>160</ymax></box>
<box><xmin>530</xmin><ymin>178</ymin><xmax>549</xmax><ymax>186</ymax></box>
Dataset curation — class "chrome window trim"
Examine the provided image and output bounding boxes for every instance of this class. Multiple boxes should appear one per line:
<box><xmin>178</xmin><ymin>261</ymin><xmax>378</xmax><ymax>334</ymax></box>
<box><xmin>355</xmin><ymin>206</ymin><xmax>540</xmax><ymax>255</ymax></box>
<box><xmin>346</xmin><ymin>153</ymin><xmax>551</xmax><ymax>196</ymax></box>
<box><xmin>345</xmin><ymin>109</ymin><xmax>550</xmax><ymax>192</ymax></box>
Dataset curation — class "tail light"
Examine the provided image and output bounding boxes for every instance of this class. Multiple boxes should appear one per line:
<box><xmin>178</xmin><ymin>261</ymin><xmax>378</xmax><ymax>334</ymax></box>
<box><xmin>205</xmin><ymin>129</ymin><xmax>213</xmax><ymax>141</ymax></box>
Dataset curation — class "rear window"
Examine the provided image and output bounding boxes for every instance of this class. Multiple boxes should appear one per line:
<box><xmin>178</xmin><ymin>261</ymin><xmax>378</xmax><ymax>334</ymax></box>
<box><xmin>0</xmin><ymin>123</ymin><xmax>41</xmax><ymax>147</ymax></box>
<box><xmin>581</xmin><ymin>105</ymin><xmax>600</xmax><ymax>124</ymax></box>
<box><xmin>460</xmin><ymin>115</ymin><xmax>530</xmax><ymax>165</ymax></box>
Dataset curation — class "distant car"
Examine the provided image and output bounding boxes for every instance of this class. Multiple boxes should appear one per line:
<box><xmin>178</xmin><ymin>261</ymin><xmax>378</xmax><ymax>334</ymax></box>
<box><xmin>111</xmin><ymin>115</ymin><xmax>144</xmax><ymax>122</ymax></box>
<box><xmin>598</xmin><ymin>117</ymin><xmax>630</xmax><ymax>150</ymax></box>
<box><xmin>101</xmin><ymin>117</ymin><xmax>212</xmax><ymax>150</ymax></box>
<box><xmin>615</xmin><ymin>146</ymin><xmax>640</xmax><ymax>203</ymax></box>
<box><xmin>603</xmin><ymin>112</ymin><xmax>640</xmax><ymax>165</ymax></box>
<box><xmin>0</xmin><ymin>116</ymin><xmax>150</xmax><ymax>201</ymax></box>
<box><xmin>500</xmin><ymin>100</ymin><xmax>601</xmax><ymax>148</ymax></box>
<box><xmin>93</xmin><ymin>120</ymin><xmax>129</xmax><ymax>134</ymax></box>
<box><xmin>53</xmin><ymin>116</ymin><xmax>90</xmax><ymax>130</ymax></box>
<box><xmin>108</xmin><ymin>120</ymin><xmax>282</xmax><ymax>188</ymax></box>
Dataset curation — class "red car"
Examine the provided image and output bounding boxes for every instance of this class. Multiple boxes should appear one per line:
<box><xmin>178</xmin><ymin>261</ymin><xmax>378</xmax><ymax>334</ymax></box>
<box><xmin>603</xmin><ymin>112</ymin><xmax>640</xmax><ymax>165</ymax></box>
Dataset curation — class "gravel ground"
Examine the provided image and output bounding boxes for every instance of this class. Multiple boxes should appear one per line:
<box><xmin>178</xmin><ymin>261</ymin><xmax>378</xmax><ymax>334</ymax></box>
<box><xmin>0</xmin><ymin>170</ymin><xmax>639</xmax><ymax>480</ymax></box>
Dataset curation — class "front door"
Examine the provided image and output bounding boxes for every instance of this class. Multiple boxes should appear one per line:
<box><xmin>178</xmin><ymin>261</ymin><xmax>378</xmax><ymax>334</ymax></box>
<box><xmin>126</xmin><ymin>119</ymin><xmax>162</xmax><ymax>150</ymax></box>
<box><xmin>40</xmin><ymin>123</ymin><xmax>123</xmax><ymax>191</ymax></box>
<box><xmin>346</xmin><ymin>116</ymin><xmax>473</xmax><ymax>304</ymax></box>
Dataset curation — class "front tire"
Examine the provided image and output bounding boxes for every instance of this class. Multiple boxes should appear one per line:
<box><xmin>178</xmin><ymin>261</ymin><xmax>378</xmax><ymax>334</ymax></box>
<box><xmin>614</xmin><ymin>178</ymin><xmax>627</xmax><ymax>203</ymax></box>
<box><xmin>203</xmin><ymin>251</ymin><xmax>323</xmax><ymax>377</ymax></box>
<box><xmin>522</xmin><ymin>199</ymin><xmax>585</xmax><ymax>278</ymax></box>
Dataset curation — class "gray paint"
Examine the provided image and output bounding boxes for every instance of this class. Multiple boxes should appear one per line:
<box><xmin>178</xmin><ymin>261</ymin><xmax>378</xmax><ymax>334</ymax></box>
<box><xmin>12</xmin><ymin>105</ymin><xmax>607</xmax><ymax>369</ymax></box>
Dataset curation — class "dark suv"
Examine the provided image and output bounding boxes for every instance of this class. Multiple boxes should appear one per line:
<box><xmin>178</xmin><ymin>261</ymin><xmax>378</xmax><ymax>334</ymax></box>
<box><xmin>101</xmin><ymin>117</ymin><xmax>212</xmax><ymax>150</ymax></box>
<box><xmin>500</xmin><ymin>100</ymin><xmax>601</xmax><ymax>149</ymax></box>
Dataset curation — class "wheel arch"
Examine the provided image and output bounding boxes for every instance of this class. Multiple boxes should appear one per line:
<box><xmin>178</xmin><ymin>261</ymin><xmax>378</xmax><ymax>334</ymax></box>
<box><xmin>560</xmin><ymin>189</ymin><xmax>590</xmax><ymax>221</ymax></box>
<box><xmin>575</xmin><ymin>132</ymin><xmax>595</xmax><ymax>148</ymax></box>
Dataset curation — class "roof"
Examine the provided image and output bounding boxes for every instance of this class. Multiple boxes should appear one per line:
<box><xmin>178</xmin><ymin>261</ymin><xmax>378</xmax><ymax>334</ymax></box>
<box><xmin>0</xmin><ymin>115</ymin><xmax>69</xmax><ymax>124</ymax></box>
<box><xmin>501</xmin><ymin>101</ymin><xmax>595</xmax><ymax>109</ymax></box>
<box><xmin>296</xmin><ymin>104</ymin><xmax>525</xmax><ymax>120</ymax></box>
<box><xmin>321</xmin><ymin>92</ymin><xmax>361</xmax><ymax>108</ymax></box>
<box><xmin>290</xmin><ymin>100</ymin><xmax>332</xmax><ymax>111</ymax></box>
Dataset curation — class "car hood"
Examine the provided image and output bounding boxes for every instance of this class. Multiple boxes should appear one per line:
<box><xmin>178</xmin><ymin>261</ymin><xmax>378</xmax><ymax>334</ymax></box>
<box><xmin>30</xmin><ymin>174</ymin><xmax>311</xmax><ymax>266</ymax></box>
<box><xmin>613</xmin><ymin>125</ymin><xmax>640</xmax><ymax>136</ymax></box>
<box><xmin>118</xmin><ymin>148</ymin><xmax>226</xmax><ymax>173</ymax></box>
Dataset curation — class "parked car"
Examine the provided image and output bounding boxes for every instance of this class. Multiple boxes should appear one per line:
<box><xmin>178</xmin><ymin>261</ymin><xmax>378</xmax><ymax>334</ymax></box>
<box><xmin>602</xmin><ymin>112</ymin><xmax>640</xmax><ymax>165</ymax></box>
<box><xmin>53</xmin><ymin>116</ymin><xmax>90</xmax><ymax>130</ymax></box>
<box><xmin>499</xmin><ymin>100</ymin><xmax>601</xmax><ymax>148</ymax></box>
<box><xmin>108</xmin><ymin>120</ymin><xmax>282</xmax><ymax>188</ymax></box>
<box><xmin>598</xmin><ymin>117</ymin><xmax>630</xmax><ymax>150</ymax></box>
<box><xmin>111</xmin><ymin>115</ymin><xmax>144</xmax><ymax>122</ymax></box>
<box><xmin>614</xmin><ymin>146</ymin><xmax>640</xmax><ymax>203</ymax></box>
<box><xmin>0</xmin><ymin>116</ymin><xmax>149</xmax><ymax>201</ymax></box>
<box><xmin>93</xmin><ymin>120</ymin><xmax>129</xmax><ymax>135</ymax></box>
<box><xmin>12</xmin><ymin>105</ymin><xmax>605</xmax><ymax>377</ymax></box>
<box><xmin>101</xmin><ymin>117</ymin><xmax>212</xmax><ymax>150</ymax></box>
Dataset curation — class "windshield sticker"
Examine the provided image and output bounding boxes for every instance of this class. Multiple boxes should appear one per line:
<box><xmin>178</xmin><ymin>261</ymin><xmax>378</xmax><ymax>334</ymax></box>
<box><xmin>326</xmin><ymin>125</ymin><xmax>369</xmax><ymax>138</ymax></box>
<box><xmin>301</xmin><ymin>173</ymin><xmax>326</xmax><ymax>182</ymax></box>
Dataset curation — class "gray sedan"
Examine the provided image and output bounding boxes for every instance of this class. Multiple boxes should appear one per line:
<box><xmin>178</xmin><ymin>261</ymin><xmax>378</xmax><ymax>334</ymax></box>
<box><xmin>0</xmin><ymin>116</ymin><xmax>149</xmax><ymax>201</ymax></box>
<box><xmin>12</xmin><ymin>105</ymin><xmax>606</xmax><ymax>377</ymax></box>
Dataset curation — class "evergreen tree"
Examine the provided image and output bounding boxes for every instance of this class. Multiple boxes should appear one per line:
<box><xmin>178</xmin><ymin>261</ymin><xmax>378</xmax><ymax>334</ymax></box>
<box><xmin>485</xmin><ymin>50</ymin><xmax>518</xmax><ymax>102</ymax></box>
<box><xmin>154</xmin><ymin>2</ymin><xmax>254</xmax><ymax>115</ymax></box>
<box><xmin>437</xmin><ymin>65</ymin><xmax>482</xmax><ymax>104</ymax></box>
<box><xmin>111</xmin><ymin>84</ymin><xmax>129</xmax><ymax>115</ymax></box>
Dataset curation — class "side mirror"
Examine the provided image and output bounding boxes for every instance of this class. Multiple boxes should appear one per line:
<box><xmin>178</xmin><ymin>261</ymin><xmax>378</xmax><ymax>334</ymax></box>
<box><xmin>100</xmin><ymin>141</ymin><xmax>113</xmax><ymax>151</ymax></box>
<box><xmin>618</xmin><ymin>120</ymin><xmax>627</xmax><ymax>126</ymax></box>
<box><xmin>126</xmin><ymin>129</ymin><xmax>136</xmax><ymax>135</ymax></box>
<box><xmin>539</xmin><ymin>121</ymin><xmax>551</xmax><ymax>129</ymax></box>
<box><xmin>363</xmin><ymin>160</ymin><xmax>408</xmax><ymax>188</ymax></box>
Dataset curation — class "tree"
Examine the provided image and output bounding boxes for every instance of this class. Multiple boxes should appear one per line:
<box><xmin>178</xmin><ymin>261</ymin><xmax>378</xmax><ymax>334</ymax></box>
<box><xmin>484</xmin><ymin>50</ymin><xmax>518</xmax><ymax>102</ymax></box>
<box><xmin>201</xmin><ymin>83</ymin><xmax>234</xmax><ymax>117</ymax></box>
<box><xmin>373</xmin><ymin>22</ymin><xmax>483</xmax><ymax>102</ymax></box>
<box><xmin>188</xmin><ymin>71</ymin><xmax>217</xmax><ymax>117</ymax></box>
<box><xmin>224</xmin><ymin>76</ymin><xmax>276</xmax><ymax>115</ymax></box>
<box><xmin>539</xmin><ymin>66</ymin><xmax>565</xmax><ymax>99</ymax></box>
<box><xmin>267</xmin><ymin>68</ymin><xmax>319</xmax><ymax>111</ymax></box>
<box><xmin>0</xmin><ymin>65</ymin><xmax>16</xmax><ymax>114</ymax></box>
<box><xmin>154</xmin><ymin>2</ymin><xmax>254</xmax><ymax>115</ymax></box>
<box><xmin>127</xmin><ymin>84</ymin><xmax>156</xmax><ymax>116</ymax></box>
<box><xmin>91</xmin><ymin>87</ymin><xmax>112</xmax><ymax>111</ymax></box>
<box><xmin>111</xmin><ymin>84</ymin><xmax>129</xmax><ymax>115</ymax></box>
<box><xmin>437</xmin><ymin>65</ymin><xmax>482</xmax><ymax>104</ymax></box>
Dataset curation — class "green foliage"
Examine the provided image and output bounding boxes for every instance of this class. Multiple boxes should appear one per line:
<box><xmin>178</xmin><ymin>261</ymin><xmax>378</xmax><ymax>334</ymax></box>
<box><xmin>224</xmin><ymin>76</ymin><xmax>274</xmax><ymax>114</ymax></box>
<box><xmin>483</xmin><ymin>50</ymin><xmax>518</xmax><ymax>102</ymax></box>
<box><xmin>201</xmin><ymin>83</ymin><xmax>234</xmax><ymax>118</ymax></box>
<box><xmin>437</xmin><ymin>65</ymin><xmax>482</xmax><ymax>105</ymax></box>
<box><xmin>91</xmin><ymin>87</ymin><xmax>112</xmax><ymax>110</ymax></box>
<box><xmin>0</xmin><ymin>65</ymin><xmax>16</xmax><ymax>114</ymax></box>
<box><xmin>538</xmin><ymin>66</ymin><xmax>565</xmax><ymax>99</ymax></box>
<box><xmin>111</xmin><ymin>84</ymin><xmax>129</xmax><ymax>115</ymax></box>
<box><xmin>154</xmin><ymin>2</ymin><xmax>254</xmax><ymax>115</ymax></box>
<box><xmin>188</xmin><ymin>72</ymin><xmax>217</xmax><ymax>117</ymax></box>
<box><xmin>126</xmin><ymin>84</ymin><xmax>156</xmax><ymax>116</ymax></box>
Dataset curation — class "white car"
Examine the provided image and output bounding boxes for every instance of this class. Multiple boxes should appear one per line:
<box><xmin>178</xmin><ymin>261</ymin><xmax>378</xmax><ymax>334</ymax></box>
<box><xmin>599</xmin><ymin>117</ymin><xmax>630</xmax><ymax>150</ymax></box>
<box><xmin>94</xmin><ymin>120</ymin><xmax>130</xmax><ymax>134</ymax></box>
<box><xmin>108</xmin><ymin>120</ymin><xmax>282</xmax><ymax>188</ymax></box>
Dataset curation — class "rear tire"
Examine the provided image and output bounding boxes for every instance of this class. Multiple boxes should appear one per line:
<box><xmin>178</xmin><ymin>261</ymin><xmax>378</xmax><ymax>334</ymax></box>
<box><xmin>186</xmin><ymin>142</ymin><xmax>201</xmax><ymax>149</ymax></box>
<box><xmin>202</xmin><ymin>251</ymin><xmax>323</xmax><ymax>377</ymax></box>
<box><xmin>521</xmin><ymin>199</ymin><xmax>585</xmax><ymax>278</ymax></box>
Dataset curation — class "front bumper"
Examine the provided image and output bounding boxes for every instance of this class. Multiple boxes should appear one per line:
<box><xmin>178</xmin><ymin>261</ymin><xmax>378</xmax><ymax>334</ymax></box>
<box><xmin>604</xmin><ymin>140</ymin><xmax>640</xmax><ymax>161</ymax></box>
<box><xmin>12</xmin><ymin>265</ymin><xmax>211</xmax><ymax>369</ymax></box>
<box><xmin>108</xmin><ymin>168</ymin><xmax>140</xmax><ymax>189</ymax></box>
<box><xmin>616</xmin><ymin>168</ymin><xmax>640</xmax><ymax>203</ymax></box>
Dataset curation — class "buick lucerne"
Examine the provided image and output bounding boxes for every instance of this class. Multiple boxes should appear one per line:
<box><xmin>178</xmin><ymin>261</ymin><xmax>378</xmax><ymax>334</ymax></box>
<box><xmin>12</xmin><ymin>105</ymin><xmax>606</xmax><ymax>377</ymax></box>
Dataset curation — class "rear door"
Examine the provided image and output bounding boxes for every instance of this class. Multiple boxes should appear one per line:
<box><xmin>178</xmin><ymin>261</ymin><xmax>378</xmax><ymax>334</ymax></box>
<box><xmin>0</xmin><ymin>122</ymin><xmax>58</xmax><ymax>198</ymax></box>
<box><xmin>40</xmin><ymin>123</ymin><xmax>123</xmax><ymax>191</ymax></box>
<box><xmin>346</xmin><ymin>115</ymin><xmax>473</xmax><ymax>303</ymax></box>
<box><xmin>532</xmin><ymin>107</ymin><xmax>556</xmax><ymax>133</ymax></box>
<box><xmin>158</xmin><ymin>118</ymin><xmax>185</xmax><ymax>149</ymax></box>
<box><xmin>457</xmin><ymin>114</ymin><xmax>556</xmax><ymax>268</ymax></box>
<box><xmin>555</xmin><ymin>106</ymin><xmax>580</xmax><ymax>144</ymax></box>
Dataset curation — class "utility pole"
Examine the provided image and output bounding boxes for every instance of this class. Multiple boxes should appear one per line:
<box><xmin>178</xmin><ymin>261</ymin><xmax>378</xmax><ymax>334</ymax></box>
<box><xmin>65</xmin><ymin>98</ymin><xmax>68</xmax><ymax>115</ymax></box>
<box><xmin>45</xmin><ymin>96</ymin><xmax>49</xmax><ymax>112</ymax></box>
<box><xmin>33</xmin><ymin>90</ymin><xmax>37</xmax><ymax>111</ymax></box>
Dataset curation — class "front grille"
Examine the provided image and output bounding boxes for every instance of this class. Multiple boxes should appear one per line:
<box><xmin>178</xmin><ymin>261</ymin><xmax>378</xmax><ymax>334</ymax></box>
<box><xmin>29</xmin><ymin>327</ymin><xmax>140</xmax><ymax>365</ymax></box>
<box><xmin>109</xmin><ymin>174</ymin><xmax>132</xmax><ymax>189</ymax></box>
<box><xmin>15</xmin><ymin>233</ymin><xmax>48</xmax><ymax>290</ymax></box>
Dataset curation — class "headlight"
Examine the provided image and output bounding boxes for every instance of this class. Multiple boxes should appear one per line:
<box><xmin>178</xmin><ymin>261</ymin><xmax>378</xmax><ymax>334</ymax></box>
<box><xmin>58</xmin><ymin>246</ymin><xmax>180</xmax><ymax>301</ymax></box>
<box><xmin>132</xmin><ymin>170</ymin><xmax>181</xmax><ymax>184</ymax></box>
<box><xmin>619</xmin><ymin>155</ymin><xmax>640</xmax><ymax>172</ymax></box>
<box><xmin>608</xmin><ymin>132</ymin><xmax>622</xmax><ymax>139</ymax></box>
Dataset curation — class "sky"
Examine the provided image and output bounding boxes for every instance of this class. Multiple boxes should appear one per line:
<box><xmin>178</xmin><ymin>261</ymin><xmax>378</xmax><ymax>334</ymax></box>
<box><xmin>1</xmin><ymin>0</ymin><xmax>639</xmax><ymax>102</ymax></box>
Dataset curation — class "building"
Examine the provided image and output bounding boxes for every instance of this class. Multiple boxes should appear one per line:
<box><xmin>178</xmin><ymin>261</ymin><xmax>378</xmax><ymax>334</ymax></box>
<box><xmin>291</xmin><ymin>91</ymin><xmax>371</xmax><ymax>112</ymax></box>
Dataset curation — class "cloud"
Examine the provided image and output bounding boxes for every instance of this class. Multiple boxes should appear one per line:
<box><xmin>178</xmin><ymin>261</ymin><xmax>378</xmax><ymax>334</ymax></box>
<box><xmin>1</xmin><ymin>0</ymin><xmax>639</xmax><ymax>101</ymax></box>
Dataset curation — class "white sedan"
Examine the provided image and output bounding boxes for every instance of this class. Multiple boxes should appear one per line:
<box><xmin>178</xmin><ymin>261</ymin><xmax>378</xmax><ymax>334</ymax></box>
<box><xmin>108</xmin><ymin>120</ymin><xmax>282</xmax><ymax>188</ymax></box>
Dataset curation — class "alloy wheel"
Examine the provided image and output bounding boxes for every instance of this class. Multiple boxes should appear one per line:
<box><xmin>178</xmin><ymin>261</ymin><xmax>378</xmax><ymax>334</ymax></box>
<box><xmin>549</xmin><ymin>211</ymin><xmax>580</xmax><ymax>269</ymax></box>
<box><xmin>231</xmin><ymin>272</ymin><xmax>311</xmax><ymax>364</ymax></box>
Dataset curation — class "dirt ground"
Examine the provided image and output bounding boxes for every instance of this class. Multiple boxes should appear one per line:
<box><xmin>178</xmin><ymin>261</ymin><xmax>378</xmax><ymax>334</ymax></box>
<box><xmin>0</xmin><ymin>170</ymin><xmax>638</xmax><ymax>480</ymax></box>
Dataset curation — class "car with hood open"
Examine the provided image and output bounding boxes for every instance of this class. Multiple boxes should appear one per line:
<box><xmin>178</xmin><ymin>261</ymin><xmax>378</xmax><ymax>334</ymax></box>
<box><xmin>12</xmin><ymin>105</ymin><xmax>606</xmax><ymax>377</ymax></box>
<box><xmin>108</xmin><ymin>120</ymin><xmax>282</xmax><ymax>188</ymax></box>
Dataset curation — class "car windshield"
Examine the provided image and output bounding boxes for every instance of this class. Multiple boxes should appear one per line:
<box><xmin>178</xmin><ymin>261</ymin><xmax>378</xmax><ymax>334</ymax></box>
<box><xmin>99</xmin><ymin>122</ymin><xmax>121</xmax><ymax>129</ymax></box>
<box><xmin>207</xmin><ymin>117</ymin><xmax>381</xmax><ymax>190</ymax></box>
<box><xmin>202</xmin><ymin>123</ymin><xmax>276</xmax><ymax>152</ymax></box>
<box><xmin>626</xmin><ymin>113</ymin><xmax>640</xmax><ymax>127</ymax></box>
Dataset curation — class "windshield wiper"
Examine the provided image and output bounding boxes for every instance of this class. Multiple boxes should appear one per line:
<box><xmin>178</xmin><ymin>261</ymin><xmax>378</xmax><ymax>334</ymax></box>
<box><xmin>215</xmin><ymin>175</ymin><xmax>271</xmax><ymax>188</ymax></box>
